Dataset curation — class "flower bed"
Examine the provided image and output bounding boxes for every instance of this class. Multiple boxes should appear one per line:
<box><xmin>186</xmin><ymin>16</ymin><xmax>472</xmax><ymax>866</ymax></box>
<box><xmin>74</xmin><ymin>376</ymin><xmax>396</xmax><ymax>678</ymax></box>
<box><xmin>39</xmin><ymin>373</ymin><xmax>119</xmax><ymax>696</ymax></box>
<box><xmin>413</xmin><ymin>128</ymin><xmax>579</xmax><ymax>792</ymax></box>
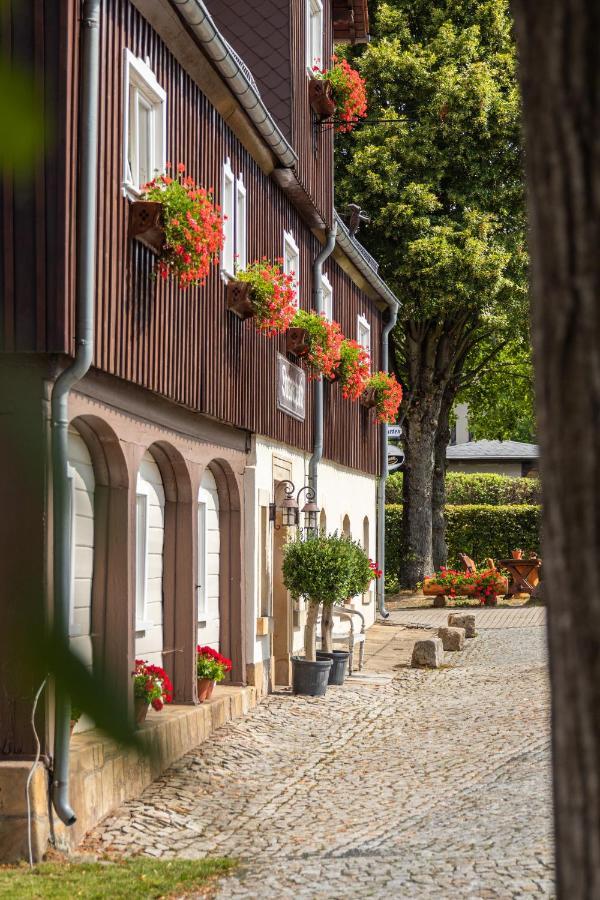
<box><xmin>289</xmin><ymin>310</ymin><xmax>343</xmax><ymax>379</ymax></box>
<box><xmin>139</xmin><ymin>162</ymin><xmax>223</xmax><ymax>288</ymax></box>
<box><xmin>336</xmin><ymin>339</ymin><xmax>371</xmax><ymax>399</ymax></box>
<box><xmin>362</xmin><ymin>371</ymin><xmax>403</xmax><ymax>423</ymax></box>
<box><xmin>311</xmin><ymin>57</ymin><xmax>367</xmax><ymax>132</ymax></box>
<box><xmin>232</xmin><ymin>259</ymin><xmax>297</xmax><ymax>335</ymax></box>
<box><xmin>422</xmin><ymin>567</ymin><xmax>508</xmax><ymax>604</ymax></box>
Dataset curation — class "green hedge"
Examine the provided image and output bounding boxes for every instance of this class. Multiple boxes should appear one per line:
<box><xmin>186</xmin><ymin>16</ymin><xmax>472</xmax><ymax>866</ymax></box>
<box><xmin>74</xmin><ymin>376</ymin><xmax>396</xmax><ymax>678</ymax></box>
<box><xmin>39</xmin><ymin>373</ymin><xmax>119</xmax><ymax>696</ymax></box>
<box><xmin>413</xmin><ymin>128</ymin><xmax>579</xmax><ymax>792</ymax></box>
<box><xmin>385</xmin><ymin>503</ymin><xmax>541</xmax><ymax>586</ymax></box>
<box><xmin>386</xmin><ymin>471</ymin><xmax>541</xmax><ymax>506</ymax></box>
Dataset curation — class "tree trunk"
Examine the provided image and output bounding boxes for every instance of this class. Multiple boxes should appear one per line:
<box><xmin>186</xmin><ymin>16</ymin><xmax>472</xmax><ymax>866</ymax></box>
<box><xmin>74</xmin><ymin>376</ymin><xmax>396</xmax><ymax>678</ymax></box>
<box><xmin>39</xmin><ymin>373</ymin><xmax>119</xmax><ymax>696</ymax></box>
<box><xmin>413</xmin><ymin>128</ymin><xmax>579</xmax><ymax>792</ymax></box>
<box><xmin>432</xmin><ymin>384</ymin><xmax>456</xmax><ymax>571</ymax></box>
<box><xmin>304</xmin><ymin>600</ymin><xmax>320</xmax><ymax>661</ymax></box>
<box><xmin>321</xmin><ymin>604</ymin><xmax>333</xmax><ymax>652</ymax></box>
<box><xmin>512</xmin><ymin>2</ymin><xmax>600</xmax><ymax>895</ymax></box>
<box><xmin>400</xmin><ymin>414</ymin><xmax>438</xmax><ymax>587</ymax></box>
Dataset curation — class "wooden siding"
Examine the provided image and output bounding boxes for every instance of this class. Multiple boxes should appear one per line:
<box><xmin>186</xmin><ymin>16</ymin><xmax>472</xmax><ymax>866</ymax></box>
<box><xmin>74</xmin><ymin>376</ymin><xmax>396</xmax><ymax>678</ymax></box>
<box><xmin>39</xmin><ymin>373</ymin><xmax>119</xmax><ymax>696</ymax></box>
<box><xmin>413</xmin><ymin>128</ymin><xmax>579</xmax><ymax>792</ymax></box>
<box><xmin>0</xmin><ymin>0</ymin><xmax>381</xmax><ymax>475</ymax></box>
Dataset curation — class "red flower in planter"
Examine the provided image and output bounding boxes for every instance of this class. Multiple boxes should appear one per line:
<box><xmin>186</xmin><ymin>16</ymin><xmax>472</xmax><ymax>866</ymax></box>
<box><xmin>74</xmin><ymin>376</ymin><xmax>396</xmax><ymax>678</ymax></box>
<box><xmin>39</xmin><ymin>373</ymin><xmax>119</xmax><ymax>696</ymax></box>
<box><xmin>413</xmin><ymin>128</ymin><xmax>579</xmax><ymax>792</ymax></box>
<box><xmin>336</xmin><ymin>339</ymin><xmax>371</xmax><ymax>400</ymax></box>
<box><xmin>363</xmin><ymin>372</ymin><xmax>403</xmax><ymax>424</ymax></box>
<box><xmin>313</xmin><ymin>57</ymin><xmax>367</xmax><ymax>132</ymax></box>
<box><xmin>133</xmin><ymin>659</ymin><xmax>173</xmax><ymax>709</ymax></box>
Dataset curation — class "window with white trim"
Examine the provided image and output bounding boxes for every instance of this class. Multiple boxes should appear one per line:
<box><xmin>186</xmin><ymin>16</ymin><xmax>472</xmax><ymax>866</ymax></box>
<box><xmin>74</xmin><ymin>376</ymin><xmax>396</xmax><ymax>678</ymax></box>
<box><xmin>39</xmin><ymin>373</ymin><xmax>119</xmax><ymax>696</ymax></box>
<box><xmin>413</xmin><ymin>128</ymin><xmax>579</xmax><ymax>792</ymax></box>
<box><xmin>236</xmin><ymin>174</ymin><xmax>247</xmax><ymax>270</ymax></box>
<box><xmin>306</xmin><ymin>0</ymin><xmax>324</xmax><ymax>73</ymax></box>
<box><xmin>123</xmin><ymin>49</ymin><xmax>166</xmax><ymax>194</ymax></box>
<box><xmin>135</xmin><ymin>489</ymin><xmax>149</xmax><ymax>628</ymax></box>
<box><xmin>322</xmin><ymin>272</ymin><xmax>333</xmax><ymax>321</ymax></box>
<box><xmin>197</xmin><ymin>500</ymin><xmax>207</xmax><ymax>620</ymax></box>
<box><xmin>357</xmin><ymin>315</ymin><xmax>371</xmax><ymax>369</ymax></box>
<box><xmin>283</xmin><ymin>230</ymin><xmax>300</xmax><ymax>306</ymax></box>
<box><xmin>222</xmin><ymin>158</ymin><xmax>235</xmax><ymax>276</ymax></box>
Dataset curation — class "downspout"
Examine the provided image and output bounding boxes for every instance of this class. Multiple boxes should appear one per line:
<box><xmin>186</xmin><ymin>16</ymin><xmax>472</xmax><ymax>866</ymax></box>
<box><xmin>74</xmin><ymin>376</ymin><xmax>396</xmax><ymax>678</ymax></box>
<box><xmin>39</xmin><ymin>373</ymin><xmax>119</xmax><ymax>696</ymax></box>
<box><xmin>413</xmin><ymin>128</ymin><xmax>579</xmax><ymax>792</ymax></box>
<box><xmin>308</xmin><ymin>225</ymin><xmax>337</xmax><ymax>500</ymax></box>
<box><xmin>50</xmin><ymin>0</ymin><xmax>100</xmax><ymax>826</ymax></box>
<box><xmin>376</xmin><ymin>301</ymin><xmax>399</xmax><ymax>619</ymax></box>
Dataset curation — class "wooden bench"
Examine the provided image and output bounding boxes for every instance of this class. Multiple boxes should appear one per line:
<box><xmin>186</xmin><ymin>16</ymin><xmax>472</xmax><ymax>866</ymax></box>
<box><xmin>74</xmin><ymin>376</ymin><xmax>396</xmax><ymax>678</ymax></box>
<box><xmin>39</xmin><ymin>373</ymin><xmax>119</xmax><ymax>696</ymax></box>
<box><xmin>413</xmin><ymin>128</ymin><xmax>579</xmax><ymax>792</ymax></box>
<box><xmin>317</xmin><ymin>604</ymin><xmax>366</xmax><ymax>674</ymax></box>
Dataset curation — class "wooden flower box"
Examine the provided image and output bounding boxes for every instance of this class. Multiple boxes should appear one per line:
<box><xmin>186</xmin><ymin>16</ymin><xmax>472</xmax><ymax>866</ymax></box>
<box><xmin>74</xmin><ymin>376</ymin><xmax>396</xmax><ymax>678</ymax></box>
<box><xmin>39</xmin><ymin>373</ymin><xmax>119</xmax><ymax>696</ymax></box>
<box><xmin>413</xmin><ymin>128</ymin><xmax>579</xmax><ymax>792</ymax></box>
<box><xmin>226</xmin><ymin>280</ymin><xmax>255</xmax><ymax>320</ymax></box>
<box><xmin>286</xmin><ymin>327</ymin><xmax>310</xmax><ymax>357</ymax></box>
<box><xmin>423</xmin><ymin>575</ymin><xmax>508</xmax><ymax>607</ymax></box>
<box><xmin>129</xmin><ymin>200</ymin><xmax>164</xmax><ymax>254</ymax></box>
<box><xmin>309</xmin><ymin>78</ymin><xmax>336</xmax><ymax>120</ymax></box>
<box><xmin>360</xmin><ymin>386</ymin><xmax>378</xmax><ymax>409</ymax></box>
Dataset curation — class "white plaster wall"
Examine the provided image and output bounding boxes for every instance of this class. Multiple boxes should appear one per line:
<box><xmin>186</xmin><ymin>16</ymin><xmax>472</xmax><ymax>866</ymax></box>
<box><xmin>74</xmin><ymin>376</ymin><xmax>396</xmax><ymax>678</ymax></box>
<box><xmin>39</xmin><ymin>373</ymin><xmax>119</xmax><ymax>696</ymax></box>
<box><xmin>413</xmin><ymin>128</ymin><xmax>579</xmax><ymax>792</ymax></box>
<box><xmin>197</xmin><ymin>467</ymin><xmax>221</xmax><ymax>651</ymax></box>
<box><xmin>135</xmin><ymin>451</ymin><xmax>165</xmax><ymax>665</ymax></box>
<box><xmin>68</xmin><ymin>427</ymin><xmax>95</xmax><ymax>670</ymax></box>
<box><xmin>245</xmin><ymin>437</ymin><xmax>379</xmax><ymax>666</ymax></box>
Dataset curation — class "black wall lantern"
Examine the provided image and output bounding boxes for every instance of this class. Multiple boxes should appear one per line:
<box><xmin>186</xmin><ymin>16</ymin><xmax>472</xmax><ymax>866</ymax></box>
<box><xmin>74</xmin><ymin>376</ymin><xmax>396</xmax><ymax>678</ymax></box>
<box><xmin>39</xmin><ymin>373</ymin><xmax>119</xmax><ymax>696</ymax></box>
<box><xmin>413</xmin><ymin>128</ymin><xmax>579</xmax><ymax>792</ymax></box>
<box><xmin>269</xmin><ymin>480</ymin><xmax>320</xmax><ymax>534</ymax></box>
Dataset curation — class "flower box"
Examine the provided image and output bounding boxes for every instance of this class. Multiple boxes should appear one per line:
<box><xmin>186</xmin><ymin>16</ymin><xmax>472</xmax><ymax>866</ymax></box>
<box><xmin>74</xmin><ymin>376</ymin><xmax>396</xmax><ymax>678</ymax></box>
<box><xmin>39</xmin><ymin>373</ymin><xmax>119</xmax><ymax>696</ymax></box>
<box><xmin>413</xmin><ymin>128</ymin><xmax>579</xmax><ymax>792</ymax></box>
<box><xmin>286</xmin><ymin>326</ymin><xmax>310</xmax><ymax>357</ymax></box>
<box><xmin>128</xmin><ymin>200</ymin><xmax>164</xmax><ymax>254</ymax></box>
<box><xmin>308</xmin><ymin>78</ymin><xmax>336</xmax><ymax>120</ymax></box>
<box><xmin>423</xmin><ymin>575</ymin><xmax>508</xmax><ymax>601</ymax></box>
<box><xmin>227</xmin><ymin>280</ymin><xmax>255</xmax><ymax>320</ymax></box>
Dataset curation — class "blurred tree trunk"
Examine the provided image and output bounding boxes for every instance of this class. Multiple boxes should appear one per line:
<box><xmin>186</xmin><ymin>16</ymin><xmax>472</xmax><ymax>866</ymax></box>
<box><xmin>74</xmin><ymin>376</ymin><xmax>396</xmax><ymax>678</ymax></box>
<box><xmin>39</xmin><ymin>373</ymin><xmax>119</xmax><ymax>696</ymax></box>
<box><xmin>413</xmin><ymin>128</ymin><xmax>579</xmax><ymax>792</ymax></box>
<box><xmin>432</xmin><ymin>383</ymin><xmax>457</xmax><ymax>570</ymax></box>
<box><xmin>512</xmin><ymin>1</ymin><xmax>600</xmax><ymax>895</ymax></box>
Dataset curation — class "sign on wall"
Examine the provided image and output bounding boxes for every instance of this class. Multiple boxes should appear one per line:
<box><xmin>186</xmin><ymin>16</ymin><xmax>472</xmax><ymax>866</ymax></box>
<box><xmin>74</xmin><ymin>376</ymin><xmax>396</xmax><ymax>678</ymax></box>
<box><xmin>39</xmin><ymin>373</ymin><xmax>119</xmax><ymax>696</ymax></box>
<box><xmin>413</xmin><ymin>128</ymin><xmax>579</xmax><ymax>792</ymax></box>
<box><xmin>388</xmin><ymin>424</ymin><xmax>402</xmax><ymax>440</ymax></box>
<box><xmin>277</xmin><ymin>354</ymin><xmax>305</xmax><ymax>421</ymax></box>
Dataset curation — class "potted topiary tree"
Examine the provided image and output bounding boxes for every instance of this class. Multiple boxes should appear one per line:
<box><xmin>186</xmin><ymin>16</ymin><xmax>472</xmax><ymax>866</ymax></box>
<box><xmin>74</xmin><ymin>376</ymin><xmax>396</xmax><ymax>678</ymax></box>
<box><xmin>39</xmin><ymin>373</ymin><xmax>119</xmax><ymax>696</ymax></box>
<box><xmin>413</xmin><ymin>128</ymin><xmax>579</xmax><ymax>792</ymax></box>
<box><xmin>282</xmin><ymin>533</ymin><xmax>353</xmax><ymax>696</ymax></box>
<box><xmin>318</xmin><ymin>537</ymin><xmax>374</xmax><ymax>684</ymax></box>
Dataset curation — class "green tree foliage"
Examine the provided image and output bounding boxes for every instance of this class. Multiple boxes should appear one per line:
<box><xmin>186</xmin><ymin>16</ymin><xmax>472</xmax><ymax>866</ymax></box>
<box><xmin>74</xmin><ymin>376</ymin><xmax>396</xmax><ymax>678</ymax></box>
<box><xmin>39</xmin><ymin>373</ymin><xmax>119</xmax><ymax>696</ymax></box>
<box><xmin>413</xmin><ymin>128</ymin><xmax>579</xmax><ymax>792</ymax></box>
<box><xmin>336</xmin><ymin>0</ymin><xmax>528</xmax><ymax>585</ymax></box>
<box><xmin>387</xmin><ymin>471</ymin><xmax>541</xmax><ymax>505</ymax></box>
<box><xmin>282</xmin><ymin>534</ymin><xmax>357</xmax><ymax>606</ymax></box>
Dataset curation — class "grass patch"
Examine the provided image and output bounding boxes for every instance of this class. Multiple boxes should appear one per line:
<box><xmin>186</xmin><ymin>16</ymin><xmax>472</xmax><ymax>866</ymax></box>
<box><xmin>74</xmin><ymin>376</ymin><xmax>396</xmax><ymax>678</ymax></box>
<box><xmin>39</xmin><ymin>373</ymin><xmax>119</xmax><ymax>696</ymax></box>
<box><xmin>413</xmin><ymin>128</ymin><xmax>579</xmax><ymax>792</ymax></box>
<box><xmin>0</xmin><ymin>857</ymin><xmax>235</xmax><ymax>899</ymax></box>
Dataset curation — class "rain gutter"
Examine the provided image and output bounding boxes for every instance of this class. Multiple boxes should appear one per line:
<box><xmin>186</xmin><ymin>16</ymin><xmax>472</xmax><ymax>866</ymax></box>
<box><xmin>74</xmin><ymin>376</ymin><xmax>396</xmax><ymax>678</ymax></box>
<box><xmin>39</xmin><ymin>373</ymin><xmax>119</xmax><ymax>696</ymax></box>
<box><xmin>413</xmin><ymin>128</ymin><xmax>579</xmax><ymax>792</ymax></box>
<box><xmin>50</xmin><ymin>0</ymin><xmax>100</xmax><ymax>826</ymax></box>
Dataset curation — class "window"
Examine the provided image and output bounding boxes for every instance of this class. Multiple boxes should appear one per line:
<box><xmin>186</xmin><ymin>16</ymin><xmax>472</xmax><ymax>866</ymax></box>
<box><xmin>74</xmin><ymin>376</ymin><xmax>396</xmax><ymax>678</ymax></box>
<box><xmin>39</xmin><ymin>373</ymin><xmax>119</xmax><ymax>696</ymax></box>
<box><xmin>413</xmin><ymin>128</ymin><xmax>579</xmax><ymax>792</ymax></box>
<box><xmin>197</xmin><ymin>501</ymin><xmax>207</xmax><ymax>620</ymax></box>
<box><xmin>357</xmin><ymin>315</ymin><xmax>371</xmax><ymax>369</ymax></box>
<box><xmin>123</xmin><ymin>50</ymin><xmax>166</xmax><ymax>194</ymax></box>
<box><xmin>322</xmin><ymin>273</ymin><xmax>333</xmax><ymax>320</ymax></box>
<box><xmin>135</xmin><ymin>491</ymin><xmax>149</xmax><ymax>628</ymax></box>
<box><xmin>306</xmin><ymin>0</ymin><xmax>323</xmax><ymax>73</ymax></box>
<box><xmin>283</xmin><ymin>230</ymin><xmax>300</xmax><ymax>305</ymax></box>
<box><xmin>236</xmin><ymin>175</ymin><xmax>247</xmax><ymax>270</ymax></box>
<box><xmin>221</xmin><ymin>161</ymin><xmax>248</xmax><ymax>276</ymax></box>
<box><xmin>222</xmin><ymin>158</ymin><xmax>235</xmax><ymax>276</ymax></box>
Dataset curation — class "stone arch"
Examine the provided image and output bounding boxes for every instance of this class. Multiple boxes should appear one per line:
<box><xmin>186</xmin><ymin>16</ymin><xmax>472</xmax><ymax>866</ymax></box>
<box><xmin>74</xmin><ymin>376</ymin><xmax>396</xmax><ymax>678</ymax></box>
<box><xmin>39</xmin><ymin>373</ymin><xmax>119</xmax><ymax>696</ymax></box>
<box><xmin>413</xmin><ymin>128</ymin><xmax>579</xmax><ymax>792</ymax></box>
<box><xmin>342</xmin><ymin>514</ymin><xmax>351</xmax><ymax>538</ymax></box>
<box><xmin>206</xmin><ymin>458</ymin><xmax>245</xmax><ymax>685</ymax></box>
<box><xmin>319</xmin><ymin>508</ymin><xmax>327</xmax><ymax>533</ymax></box>
<box><xmin>71</xmin><ymin>415</ymin><xmax>130</xmax><ymax>706</ymax></box>
<box><xmin>144</xmin><ymin>441</ymin><xmax>194</xmax><ymax>704</ymax></box>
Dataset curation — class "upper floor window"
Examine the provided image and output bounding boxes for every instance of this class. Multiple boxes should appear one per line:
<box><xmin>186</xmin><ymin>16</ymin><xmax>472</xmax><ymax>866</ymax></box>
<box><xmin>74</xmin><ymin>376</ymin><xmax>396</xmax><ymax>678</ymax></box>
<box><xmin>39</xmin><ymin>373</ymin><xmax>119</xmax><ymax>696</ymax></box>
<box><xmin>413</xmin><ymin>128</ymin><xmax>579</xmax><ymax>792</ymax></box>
<box><xmin>283</xmin><ymin>230</ymin><xmax>300</xmax><ymax>305</ymax></box>
<box><xmin>306</xmin><ymin>0</ymin><xmax>324</xmax><ymax>73</ymax></box>
<box><xmin>357</xmin><ymin>315</ymin><xmax>371</xmax><ymax>368</ymax></box>
<box><xmin>322</xmin><ymin>272</ymin><xmax>333</xmax><ymax>320</ymax></box>
<box><xmin>221</xmin><ymin>159</ymin><xmax>247</xmax><ymax>277</ymax></box>
<box><xmin>123</xmin><ymin>50</ymin><xmax>166</xmax><ymax>195</ymax></box>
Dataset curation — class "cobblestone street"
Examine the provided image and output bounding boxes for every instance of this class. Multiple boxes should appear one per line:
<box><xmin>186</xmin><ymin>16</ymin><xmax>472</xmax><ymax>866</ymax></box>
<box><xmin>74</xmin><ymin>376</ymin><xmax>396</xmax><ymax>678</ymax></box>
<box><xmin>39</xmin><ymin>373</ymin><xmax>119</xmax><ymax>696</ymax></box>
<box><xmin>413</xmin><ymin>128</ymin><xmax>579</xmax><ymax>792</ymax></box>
<box><xmin>90</xmin><ymin>609</ymin><xmax>554</xmax><ymax>898</ymax></box>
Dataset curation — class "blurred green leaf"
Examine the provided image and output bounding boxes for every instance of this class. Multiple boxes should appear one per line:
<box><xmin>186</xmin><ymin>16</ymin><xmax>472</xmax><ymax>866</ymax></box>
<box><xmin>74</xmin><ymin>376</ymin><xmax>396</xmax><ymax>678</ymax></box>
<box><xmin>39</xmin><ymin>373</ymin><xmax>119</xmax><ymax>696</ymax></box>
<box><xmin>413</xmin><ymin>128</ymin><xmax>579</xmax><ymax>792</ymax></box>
<box><xmin>0</xmin><ymin>60</ymin><xmax>45</xmax><ymax>173</ymax></box>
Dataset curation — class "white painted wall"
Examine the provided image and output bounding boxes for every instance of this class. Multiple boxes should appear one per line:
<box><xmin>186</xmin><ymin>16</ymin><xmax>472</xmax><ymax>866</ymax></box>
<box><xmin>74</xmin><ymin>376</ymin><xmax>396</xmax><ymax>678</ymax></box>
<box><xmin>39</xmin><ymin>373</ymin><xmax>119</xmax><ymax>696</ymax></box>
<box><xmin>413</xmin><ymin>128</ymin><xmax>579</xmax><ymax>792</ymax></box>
<box><xmin>68</xmin><ymin>427</ymin><xmax>95</xmax><ymax>670</ymax></box>
<box><xmin>135</xmin><ymin>451</ymin><xmax>165</xmax><ymax>666</ymax></box>
<box><xmin>245</xmin><ymin>436</ymin><xmax>379</xmax><ymax>666</ymax></box>
<box><xmin>197</xmin><ymin>467</ymin><xmax>221</xmax><ymax>651</ymax></box>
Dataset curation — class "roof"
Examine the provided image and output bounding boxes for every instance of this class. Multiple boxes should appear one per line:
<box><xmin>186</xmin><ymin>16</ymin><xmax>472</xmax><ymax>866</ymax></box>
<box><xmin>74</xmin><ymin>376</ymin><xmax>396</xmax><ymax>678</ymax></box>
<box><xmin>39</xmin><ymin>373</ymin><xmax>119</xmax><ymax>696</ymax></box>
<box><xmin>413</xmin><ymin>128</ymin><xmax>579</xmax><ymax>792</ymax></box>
<box><xmin>334</xmin><ymin>211</ymin><xmax>400</xmax><ymax>311</ymax></box>
<box><xmin>446</xmin><ymin>440</ymin><xmax>539</xmax><ymax>461</ymax></box>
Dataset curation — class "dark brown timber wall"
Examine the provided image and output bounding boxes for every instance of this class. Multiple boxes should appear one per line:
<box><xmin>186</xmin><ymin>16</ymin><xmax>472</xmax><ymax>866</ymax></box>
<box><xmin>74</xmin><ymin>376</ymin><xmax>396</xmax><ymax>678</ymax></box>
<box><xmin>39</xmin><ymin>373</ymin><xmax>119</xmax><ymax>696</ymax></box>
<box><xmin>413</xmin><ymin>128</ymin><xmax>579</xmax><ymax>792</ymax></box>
<box><xmin>0</xmin><ymin>0</ymin><xmax>380</xmax><ymax>474</ymax></box>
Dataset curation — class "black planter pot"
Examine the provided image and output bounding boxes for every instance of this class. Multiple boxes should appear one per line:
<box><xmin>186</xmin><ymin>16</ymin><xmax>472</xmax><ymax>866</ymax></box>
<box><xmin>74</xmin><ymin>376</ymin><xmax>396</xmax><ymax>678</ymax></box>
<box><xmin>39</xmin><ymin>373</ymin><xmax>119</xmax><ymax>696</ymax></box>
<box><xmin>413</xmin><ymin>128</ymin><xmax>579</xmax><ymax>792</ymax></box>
<box><xmin>292</xmin><ymin>656</ymin><xmax>333</xmax><ymax>697</ymax></box>
<box><xmin>316</xmin><ymin>650</ymin><xmax>349</xmax><ymax>685</ymax></box>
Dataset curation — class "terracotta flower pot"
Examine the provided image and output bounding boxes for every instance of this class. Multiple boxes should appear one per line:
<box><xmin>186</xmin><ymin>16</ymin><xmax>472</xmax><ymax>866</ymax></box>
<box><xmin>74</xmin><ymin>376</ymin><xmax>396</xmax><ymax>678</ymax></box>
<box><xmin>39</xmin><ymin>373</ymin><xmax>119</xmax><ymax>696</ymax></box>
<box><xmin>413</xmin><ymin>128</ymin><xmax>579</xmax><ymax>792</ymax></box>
<box><xmin>227</xmin><ymin>280</ymin><xmax>255</xmax><ymax>320</ymax></box>
<box><xmin>360</xmin><ymin>387</ymin><xmax>378</xmax><ymax>409</ymax></box>
<box><xmin>129</xmin><ymin>200</ymin><xmax>164</xmax><ymax>254</ymax></box>
<box><xmin>286</xmin><ymin>327</ymin><xmax>310</xmax><ymax>357</ymax></box>
<box><xmin>309</xmin><ymin>78</ymin><xmax>336</xmax><ymax>120</ymax></box>
<box><xmin>511</xmin><ymin>549</ymin><xmax>523</xmax><ymax>559</ymax></box>
<box><xmin>197</xmin><ymin>678</ymin><xmax>216</xmax><ymax>702</ymax></box>
<box><xmin>134</xmin><ymin>696</ymin><xmax>149</xmax><ymax>725</ymax></box>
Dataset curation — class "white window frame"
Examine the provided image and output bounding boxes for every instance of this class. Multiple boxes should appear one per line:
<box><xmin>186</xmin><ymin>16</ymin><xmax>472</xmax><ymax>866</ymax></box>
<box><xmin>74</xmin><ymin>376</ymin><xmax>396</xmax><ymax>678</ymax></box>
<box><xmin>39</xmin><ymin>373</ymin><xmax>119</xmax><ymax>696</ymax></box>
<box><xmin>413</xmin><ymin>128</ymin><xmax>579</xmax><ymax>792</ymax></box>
<box><xmin>221</xmin><ymin>158</ymin><xmax>236</xmax><ymax>277</ymax></box>
<box><xmin>306</xmin><ymin>0</ymin><xmax>324</xmax><ymax>75</ymax></box>
<box><xmin>122</xmin><ymin>49</ymin><xmax>166</xmax><ymax>198</ymax></box>
<box><xmin>236</xmin><ymin>174</ymin><xmax>247</xmax><ymax>271</ymax></box>
<box><xmin>283</xmin><ymin>230</ymin><xmax>300</xmax><ymax>306</ymax></box>
<box><xmin>322</xmin><ymin>272</ymin><xmax>333</xmax><ymax>321</ymax></box>
<box><xmin>135</xmin><ymin>478</ymin><xmax>153</xmax><ymax>632</ymax></box>
<box><xmin>357</xmin><ymin>314</ymin><xmax>372</xmax><ymax>370</ymax></box>
<box><xmin>197</xmin><ymin>499</ymin><xmax>208</xmax><ymax>623</ymax></box>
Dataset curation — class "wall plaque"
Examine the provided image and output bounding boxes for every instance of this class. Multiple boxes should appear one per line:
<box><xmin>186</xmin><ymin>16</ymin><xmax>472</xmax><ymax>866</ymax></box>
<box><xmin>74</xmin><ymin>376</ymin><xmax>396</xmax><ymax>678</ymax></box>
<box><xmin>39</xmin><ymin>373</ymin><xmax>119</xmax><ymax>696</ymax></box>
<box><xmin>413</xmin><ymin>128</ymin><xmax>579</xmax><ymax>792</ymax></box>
<box><xmin>277</xmin><ymin>354</ymin><xmax>305</xmax><ymax>421</ymax></box>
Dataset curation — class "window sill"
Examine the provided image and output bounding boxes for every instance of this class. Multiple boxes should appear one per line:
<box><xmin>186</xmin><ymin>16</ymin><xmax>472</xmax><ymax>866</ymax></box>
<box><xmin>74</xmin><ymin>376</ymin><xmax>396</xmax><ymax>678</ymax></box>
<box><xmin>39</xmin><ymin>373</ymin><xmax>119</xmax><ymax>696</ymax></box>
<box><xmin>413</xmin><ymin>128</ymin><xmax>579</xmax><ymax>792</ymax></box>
<box><xmin>198</xmin><ymin>620</ymin><xmax>207</xmax><ymax>628</ymax></box>
<box><xmin>135</xmin><ymin>620</ymin><xmax>154</xmax><ymax>635</ymax></box>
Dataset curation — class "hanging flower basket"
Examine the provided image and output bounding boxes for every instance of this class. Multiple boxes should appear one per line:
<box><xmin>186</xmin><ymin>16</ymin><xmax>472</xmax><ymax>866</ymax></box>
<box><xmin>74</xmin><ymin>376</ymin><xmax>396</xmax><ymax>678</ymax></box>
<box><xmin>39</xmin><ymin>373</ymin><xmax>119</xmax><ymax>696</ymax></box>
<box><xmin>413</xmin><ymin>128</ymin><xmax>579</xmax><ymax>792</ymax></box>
<box><xmin>227</xmin><ymin>280</ymin><xmax>255</xmax><ymax>320</ymax></box>
<box><xmin>129</xmin><ymin>200</ymin><xmax>165</xmax><ymax>254</ymax></box>
<box><xmin>311</xmin><ymin>57</ymin><xmax>367</xmax><ymax>132</ymax></box>
<box><xmin>230</xmin><ymin>260</ymin><xmax>297</xmax><ymax>335</ymax></box>
<box><xmin>360</xmin><ymin>386</ymin><xmax>378</xmax><ymax>409</ymax></box>
<box><xmin>308</xmin><ymin>78</ymin><xmax>336</xmax><ymax>120</ymax></box>
<box><xmin>335</xmin><ymin>339</ymin><xmax>371</xmax><ymax>399</ymax></box>
<box><xmin>136</xmin><ymin>162</ymin><xmax>223</xmax><ymax>289</ymax></box>
<box><xmin>286</xmin><ymin>327</ymin><xmax>310</xmax><ymax>357</ymax></box>
<box><xmin>289</xmin><ymin>309</ymin><xmax>343</xmax><ymax>379</ymax></box>
<box><xmin>361</xmin><ymin>372</ymin><xmax>403</xmax><ymax>423</ymax></box>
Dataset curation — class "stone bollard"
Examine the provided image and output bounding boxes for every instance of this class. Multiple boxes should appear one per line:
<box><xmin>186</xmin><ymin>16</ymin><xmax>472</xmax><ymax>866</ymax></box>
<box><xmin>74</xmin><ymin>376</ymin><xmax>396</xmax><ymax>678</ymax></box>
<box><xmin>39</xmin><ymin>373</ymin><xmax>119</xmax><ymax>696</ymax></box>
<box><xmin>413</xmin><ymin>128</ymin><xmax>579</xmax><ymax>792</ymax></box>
<box><xmin>411</xmin><ymin>637</ymin><xmax>444</xmax><ymax>668</ymax></box>
<box><xmin>448</xmin><ymin>613</ymin><xmax>476</xmax><ymax>638</ymax></box>
<box><xmin>437</xmin><ymin>626</ymin><xmax>465</xmax><ymax>651</ymax></box>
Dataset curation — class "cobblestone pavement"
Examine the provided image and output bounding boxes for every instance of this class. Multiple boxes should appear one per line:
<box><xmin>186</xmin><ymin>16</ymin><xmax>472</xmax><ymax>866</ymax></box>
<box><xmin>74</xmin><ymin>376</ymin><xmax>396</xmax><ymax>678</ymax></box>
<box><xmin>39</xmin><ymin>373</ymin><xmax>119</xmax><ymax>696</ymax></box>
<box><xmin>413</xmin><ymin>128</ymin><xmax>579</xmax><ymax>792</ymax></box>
<box><xmin>90</xmin><ymin>616</ymin><xmax>553</xmax><ymax>898</ymax></box>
